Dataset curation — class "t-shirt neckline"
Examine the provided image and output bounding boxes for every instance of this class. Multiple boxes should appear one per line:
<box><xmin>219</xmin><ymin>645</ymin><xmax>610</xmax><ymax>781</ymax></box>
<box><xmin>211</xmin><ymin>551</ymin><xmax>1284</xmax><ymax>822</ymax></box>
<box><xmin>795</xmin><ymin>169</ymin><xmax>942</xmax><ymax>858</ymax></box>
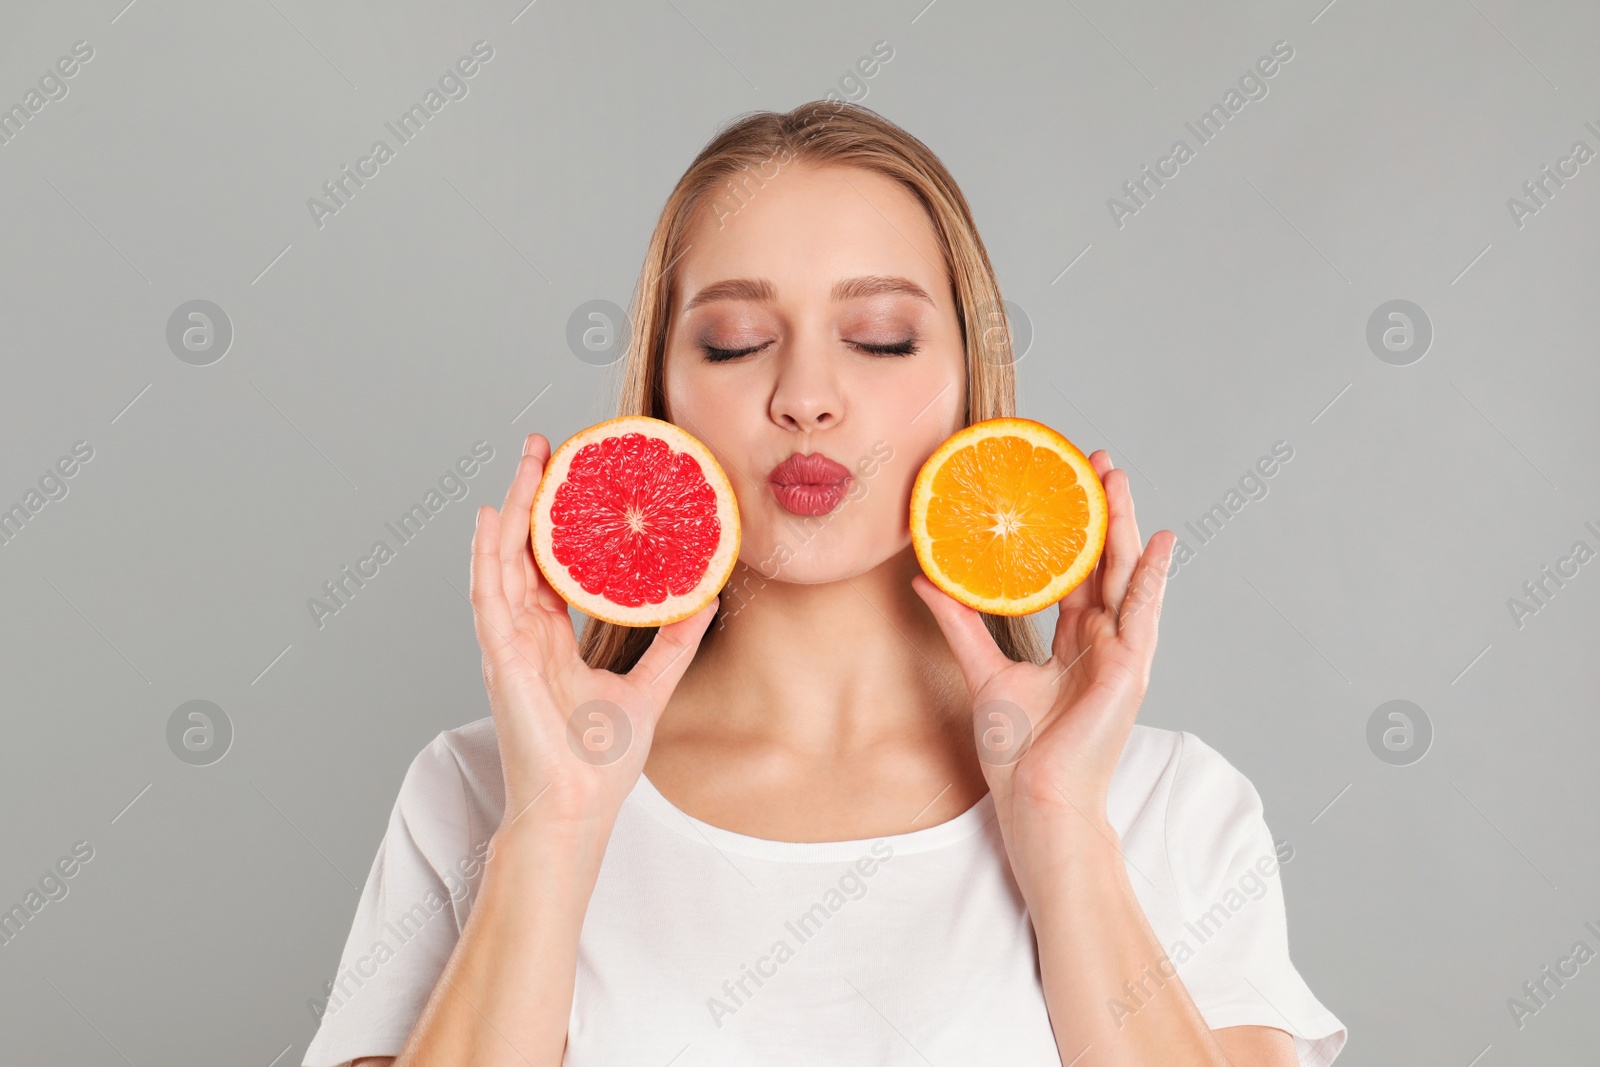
<box><xmin>629</xmin><ymin>772</ymin><xmax>997</xmax><ymax>861</ymax></box>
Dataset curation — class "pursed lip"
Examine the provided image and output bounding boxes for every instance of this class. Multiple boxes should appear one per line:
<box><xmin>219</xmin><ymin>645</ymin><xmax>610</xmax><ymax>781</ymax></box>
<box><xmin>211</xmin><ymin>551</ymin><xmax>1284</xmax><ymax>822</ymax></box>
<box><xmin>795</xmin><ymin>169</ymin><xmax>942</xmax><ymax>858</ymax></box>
<box><xmin>768</xmin><ymin>451</ymin><xmax>852</xmax><ymax>487</ymax></box>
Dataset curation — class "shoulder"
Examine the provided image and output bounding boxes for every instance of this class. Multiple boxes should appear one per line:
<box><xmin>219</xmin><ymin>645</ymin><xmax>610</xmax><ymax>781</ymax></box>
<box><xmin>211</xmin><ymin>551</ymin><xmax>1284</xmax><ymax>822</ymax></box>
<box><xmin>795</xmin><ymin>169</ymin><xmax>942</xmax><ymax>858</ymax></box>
<box><xmin>1105</xmin><ymin>724</ymin><xmax>1185</xmax><ymax>831</ymax></box>
<box><xmin>1111</xmin><ymin>731</ymin><xmax>1346</xmax><ymax>1057</ymax></box>
<box><xmin>1109</xmin><ymin>726</ymin><xmax>1274</xmax><ymax>896</ymax></box>
<box><xmin>1109</xmin><ymin>725</ymin><xmax>1263</xmax><ymax>823</ymax></box>
<box><xmin>391</xmin><ymin>716</ymin><xmax>506</xmax><ymax>855</ymax></box>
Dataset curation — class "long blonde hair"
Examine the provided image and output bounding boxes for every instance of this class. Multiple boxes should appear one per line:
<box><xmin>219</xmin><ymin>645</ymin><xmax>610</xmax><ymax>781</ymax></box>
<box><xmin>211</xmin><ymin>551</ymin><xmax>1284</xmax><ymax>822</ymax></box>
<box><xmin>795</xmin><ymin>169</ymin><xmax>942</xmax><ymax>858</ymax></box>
<box><xmin>578</xmin><ymin>100</ymin><xmax>1048</xmax><ymax>673</ymax></box>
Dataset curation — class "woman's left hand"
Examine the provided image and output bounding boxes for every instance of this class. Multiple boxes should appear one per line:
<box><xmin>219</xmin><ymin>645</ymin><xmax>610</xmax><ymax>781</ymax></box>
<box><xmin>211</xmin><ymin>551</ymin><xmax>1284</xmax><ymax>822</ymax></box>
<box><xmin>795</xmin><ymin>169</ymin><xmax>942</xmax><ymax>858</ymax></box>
<box><xmin>912</xmin><ymin>450</ymin><xmax>1175</xmax><ymax>891</ymax></box>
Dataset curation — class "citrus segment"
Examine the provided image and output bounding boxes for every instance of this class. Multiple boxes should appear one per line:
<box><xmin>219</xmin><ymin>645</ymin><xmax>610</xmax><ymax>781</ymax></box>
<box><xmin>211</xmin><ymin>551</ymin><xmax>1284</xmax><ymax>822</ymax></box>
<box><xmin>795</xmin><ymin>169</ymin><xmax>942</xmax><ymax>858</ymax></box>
<box><xmin>531</xmin><ymin>416</ymin><xmax>740</xmax><ymax>627</ymax></box>
<box><xmin>910</xmin><ymin>418</ymin><xmax>1107</xmax><ymax>615</ymax></box>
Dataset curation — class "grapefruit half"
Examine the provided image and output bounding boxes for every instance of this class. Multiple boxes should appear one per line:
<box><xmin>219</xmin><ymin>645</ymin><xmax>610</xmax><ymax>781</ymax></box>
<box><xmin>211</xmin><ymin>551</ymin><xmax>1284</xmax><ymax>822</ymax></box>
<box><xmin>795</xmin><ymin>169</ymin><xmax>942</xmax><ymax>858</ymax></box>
<box><xmin>910</xmin><ymin>417</ymin><xmax>1107</xmax><ymax>616</ymax></box>
<box><xmin>531</xmin><ymin>416</ymin><xmax>740</xmax><ymax>627</ymax></box>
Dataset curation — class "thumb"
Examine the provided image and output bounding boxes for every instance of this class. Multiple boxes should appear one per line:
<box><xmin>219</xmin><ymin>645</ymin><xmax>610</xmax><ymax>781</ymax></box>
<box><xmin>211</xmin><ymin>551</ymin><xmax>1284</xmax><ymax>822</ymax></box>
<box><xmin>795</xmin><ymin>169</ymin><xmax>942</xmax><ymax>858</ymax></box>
<box><xmin>626</xmin><ymin>597</ymin><xmax>719</xmax><ymax>696</ymax></box>
<box><xmin>911</xmin><ymin>573</ymin><xmax>1013</xmax><ymax>696</ymax></box>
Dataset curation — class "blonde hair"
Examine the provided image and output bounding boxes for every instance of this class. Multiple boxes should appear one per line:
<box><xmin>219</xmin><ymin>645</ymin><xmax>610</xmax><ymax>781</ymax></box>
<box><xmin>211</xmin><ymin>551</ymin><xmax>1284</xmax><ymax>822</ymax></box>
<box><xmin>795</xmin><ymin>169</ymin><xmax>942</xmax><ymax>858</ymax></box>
<box><xmin>578</xmin><ymin>100</ymin><xmax>1048</xmax><ymax>673</ymax></box>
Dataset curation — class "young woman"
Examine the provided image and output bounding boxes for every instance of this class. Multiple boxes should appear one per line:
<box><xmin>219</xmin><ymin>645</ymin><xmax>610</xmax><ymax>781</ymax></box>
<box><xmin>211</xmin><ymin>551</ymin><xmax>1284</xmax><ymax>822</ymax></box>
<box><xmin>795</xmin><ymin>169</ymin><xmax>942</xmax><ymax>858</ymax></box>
<box><xmin>303</xmin><ymin>101</ymin><xmax>1345</xmax><ymax>1066</ymax></box>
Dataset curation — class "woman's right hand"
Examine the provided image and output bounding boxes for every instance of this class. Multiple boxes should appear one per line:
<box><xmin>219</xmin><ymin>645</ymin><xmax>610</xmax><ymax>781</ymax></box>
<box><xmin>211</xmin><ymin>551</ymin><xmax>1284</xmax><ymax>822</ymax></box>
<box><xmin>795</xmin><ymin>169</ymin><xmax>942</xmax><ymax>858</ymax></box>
<box><xmin>468</xmin><ymin>431</ymin><xmax>719</xmax><ymax>839</ymax></box>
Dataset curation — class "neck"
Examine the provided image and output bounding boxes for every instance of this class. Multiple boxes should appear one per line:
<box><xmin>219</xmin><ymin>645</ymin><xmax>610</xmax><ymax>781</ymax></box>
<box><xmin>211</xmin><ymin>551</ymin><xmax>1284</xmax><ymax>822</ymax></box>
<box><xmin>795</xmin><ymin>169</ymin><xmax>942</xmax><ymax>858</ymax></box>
<box><xmin>668</xmin><ymin>545</ymin><xmax>969</xmax><ymax>754</ymax></box>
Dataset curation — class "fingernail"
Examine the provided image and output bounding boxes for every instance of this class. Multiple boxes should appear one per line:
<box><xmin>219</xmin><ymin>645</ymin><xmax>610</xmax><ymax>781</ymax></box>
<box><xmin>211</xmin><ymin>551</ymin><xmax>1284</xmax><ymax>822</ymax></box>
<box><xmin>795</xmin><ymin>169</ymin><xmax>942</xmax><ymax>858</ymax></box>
<box><xmin>523</xmin><ymin>434</ymin><xmax>537</xmax><ymax>457</ymax></box>
<box><xmin>476</xmin><ymin>507</ymin><xmax>486</xmax><ymax>528</ymax></box>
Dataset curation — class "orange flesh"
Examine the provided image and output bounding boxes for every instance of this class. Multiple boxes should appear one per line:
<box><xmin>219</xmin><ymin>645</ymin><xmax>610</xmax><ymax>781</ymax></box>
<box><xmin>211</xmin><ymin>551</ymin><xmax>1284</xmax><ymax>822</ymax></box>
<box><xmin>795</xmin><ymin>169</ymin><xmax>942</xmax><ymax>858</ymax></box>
<box><xmin>925</xmin><ymin>435</ymin><xmax>1091</xmax><ymax>600</ymax></box>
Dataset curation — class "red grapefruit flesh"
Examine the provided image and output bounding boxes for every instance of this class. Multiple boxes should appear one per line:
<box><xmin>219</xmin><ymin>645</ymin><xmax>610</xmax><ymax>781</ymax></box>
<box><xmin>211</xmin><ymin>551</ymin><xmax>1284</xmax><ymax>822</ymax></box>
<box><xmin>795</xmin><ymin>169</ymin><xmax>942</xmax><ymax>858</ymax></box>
<box><xmin>531</xmin><ymin>416</ymin><xmax>740</xmax><ymax>627</ymax></box>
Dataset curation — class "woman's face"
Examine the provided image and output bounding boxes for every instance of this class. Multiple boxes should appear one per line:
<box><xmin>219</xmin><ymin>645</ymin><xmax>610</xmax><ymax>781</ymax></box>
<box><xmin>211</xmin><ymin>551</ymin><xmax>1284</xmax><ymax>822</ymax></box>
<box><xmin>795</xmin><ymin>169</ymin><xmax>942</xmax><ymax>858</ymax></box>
<box><xmin>662</xmin><ymin>161</ymin><xmax>968</xmax><ymax>586</ymax></box>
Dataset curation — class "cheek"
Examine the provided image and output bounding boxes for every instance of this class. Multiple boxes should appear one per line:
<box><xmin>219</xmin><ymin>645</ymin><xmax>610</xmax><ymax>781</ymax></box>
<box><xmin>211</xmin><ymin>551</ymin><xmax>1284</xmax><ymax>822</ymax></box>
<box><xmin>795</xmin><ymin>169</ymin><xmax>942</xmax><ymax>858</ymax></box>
<box><xmin>876</xmin><ymin>340</ymin><xmax>964</xmax><ymax>433</ymax></box>
<box><xmin>873</xmin><ymin>400</ymin><xmax>962</xmax><ymax>492</ymax></box>
<box><xmin>664</xmin><ymin>363</ymin><xmax>764</xmax><ymax>502</ymax></box>
<box><xmin>660</xmin><ymin>348</ymin><xmax>691</xmax><ymax>420</ymax></box>
<box><xmin>851</xmin><ymin>362</ymin><xmax>962</xmax><ymax>530</ymax></box>
<box><xmin>664</xmin><ymin>354</ymin><xmax>742</xmax><ymax>436</ymax></box>
<box><xmin>843</xmin><ymin>443</ymin><xmax>911</xmax><ymax>538</ymax></box>
<box><xmin>879</xmin><ymin>449</ymin><xmax>918</xmax><ymax>535</ymax></box>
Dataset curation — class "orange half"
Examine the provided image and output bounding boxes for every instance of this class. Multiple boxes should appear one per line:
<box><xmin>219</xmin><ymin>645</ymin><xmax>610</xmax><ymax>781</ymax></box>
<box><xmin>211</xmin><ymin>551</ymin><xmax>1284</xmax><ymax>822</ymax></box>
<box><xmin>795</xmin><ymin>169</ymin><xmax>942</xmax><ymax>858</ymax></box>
<box><xmin>910</xmin><ymin>417</ymin><xmax>1108</xmax><ymax>616</ymax></box>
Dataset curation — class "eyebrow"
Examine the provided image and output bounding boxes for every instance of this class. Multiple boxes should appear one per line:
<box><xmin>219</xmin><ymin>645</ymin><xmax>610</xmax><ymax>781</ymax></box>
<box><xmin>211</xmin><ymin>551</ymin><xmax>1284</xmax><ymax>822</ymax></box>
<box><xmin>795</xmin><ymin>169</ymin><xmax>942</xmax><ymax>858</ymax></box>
<box><xmin>681</xmin><ymin>275</ymin><xmax>935</xmax><ymax>313</ymax></box>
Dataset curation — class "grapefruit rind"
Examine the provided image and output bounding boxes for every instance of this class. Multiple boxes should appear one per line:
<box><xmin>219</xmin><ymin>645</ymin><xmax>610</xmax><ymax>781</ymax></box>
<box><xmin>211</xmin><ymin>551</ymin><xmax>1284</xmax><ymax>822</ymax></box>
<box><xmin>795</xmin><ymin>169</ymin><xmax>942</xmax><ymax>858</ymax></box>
<box><xmin>909</xmin><ymin>417</ymin><xmax>1107</xmax><ymax>617</ymax></box>
<box><xmin>530</xmin><ymin>415</ymin><xmax>740</xmax><ymax>628</ymax></box>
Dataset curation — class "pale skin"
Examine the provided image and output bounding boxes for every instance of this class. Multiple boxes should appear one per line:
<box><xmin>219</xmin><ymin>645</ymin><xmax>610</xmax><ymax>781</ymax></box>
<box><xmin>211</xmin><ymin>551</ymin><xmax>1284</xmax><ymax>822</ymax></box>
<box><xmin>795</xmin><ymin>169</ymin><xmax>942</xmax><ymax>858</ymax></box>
<box><xmin>365</xmin><ymin>163</ymin><xmax>1298</xmax><ymax>1066</ymax></box>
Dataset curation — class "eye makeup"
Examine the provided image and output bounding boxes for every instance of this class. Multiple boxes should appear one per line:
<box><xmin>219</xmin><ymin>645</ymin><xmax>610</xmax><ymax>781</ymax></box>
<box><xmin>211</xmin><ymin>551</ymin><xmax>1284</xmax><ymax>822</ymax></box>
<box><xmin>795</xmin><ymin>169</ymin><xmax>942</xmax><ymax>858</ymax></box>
<box><xmin>699</xmin><ymin>337</ymin><xmax>920</xmax><ymax>362</ymax></box>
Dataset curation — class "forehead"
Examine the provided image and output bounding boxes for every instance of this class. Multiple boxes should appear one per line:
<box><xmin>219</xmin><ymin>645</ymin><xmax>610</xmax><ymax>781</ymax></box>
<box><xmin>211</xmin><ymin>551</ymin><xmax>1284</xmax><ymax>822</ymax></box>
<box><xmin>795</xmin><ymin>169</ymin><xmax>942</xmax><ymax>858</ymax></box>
<box><xmin>675</xmin><ymin>162</ymin><xmax>948</xmax><ymax>310</ymax></box>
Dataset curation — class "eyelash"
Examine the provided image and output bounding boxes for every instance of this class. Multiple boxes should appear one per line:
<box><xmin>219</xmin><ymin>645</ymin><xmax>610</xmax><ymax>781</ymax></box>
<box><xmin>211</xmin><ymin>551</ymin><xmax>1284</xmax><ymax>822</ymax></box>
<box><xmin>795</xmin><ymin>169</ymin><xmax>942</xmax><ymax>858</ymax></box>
<box><xmin>701</xmin><ymin>339</ymin><xmax>920</xmax><ymax>363</ymax></box>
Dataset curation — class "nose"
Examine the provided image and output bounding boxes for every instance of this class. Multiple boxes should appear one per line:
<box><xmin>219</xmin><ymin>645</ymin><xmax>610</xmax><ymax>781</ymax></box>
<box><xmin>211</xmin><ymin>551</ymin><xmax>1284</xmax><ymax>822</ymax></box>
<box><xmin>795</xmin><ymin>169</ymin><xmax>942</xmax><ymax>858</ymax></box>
<box><xmin>768</xmin><ymin>344</ymin><xmax>843</xmax><ymax>433</ymax></box>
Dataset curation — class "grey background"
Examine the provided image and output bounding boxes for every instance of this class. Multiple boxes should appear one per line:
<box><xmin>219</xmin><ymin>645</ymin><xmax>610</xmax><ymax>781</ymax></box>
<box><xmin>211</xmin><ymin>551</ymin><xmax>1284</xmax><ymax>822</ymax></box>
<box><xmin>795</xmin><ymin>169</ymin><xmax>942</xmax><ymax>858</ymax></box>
<box><xmin>1</xmin><ymin>0</ymin><xmax>1596</xmax><ymax>1063</ymax></box>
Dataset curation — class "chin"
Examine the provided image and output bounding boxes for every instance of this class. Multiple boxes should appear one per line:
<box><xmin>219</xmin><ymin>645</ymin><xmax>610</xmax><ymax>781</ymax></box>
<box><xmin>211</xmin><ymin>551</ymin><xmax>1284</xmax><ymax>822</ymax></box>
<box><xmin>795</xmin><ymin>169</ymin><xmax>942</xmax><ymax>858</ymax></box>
<box><xmin>749</xmin><ymin>532</ymin><xmax>904</xmax><ymax>584</ymax></box>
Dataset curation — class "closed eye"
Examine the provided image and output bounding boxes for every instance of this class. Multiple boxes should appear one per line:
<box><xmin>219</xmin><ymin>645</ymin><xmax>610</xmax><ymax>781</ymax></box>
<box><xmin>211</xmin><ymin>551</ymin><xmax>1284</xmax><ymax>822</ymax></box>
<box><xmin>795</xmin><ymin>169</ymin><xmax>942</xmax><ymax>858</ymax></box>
<box><xmin>700</xmin><ymin>339</ymin><xmax>920</xmax><ymax>362</ymax></box>
<box><xmin>854</xmin><ymin>339</ymin><xmax>919</xmax><ymax>356</ymax></box>
<box><xmin>702</xmin><ymin>342</ymin><xmax>768</xmax><ymax>363</ymax></box>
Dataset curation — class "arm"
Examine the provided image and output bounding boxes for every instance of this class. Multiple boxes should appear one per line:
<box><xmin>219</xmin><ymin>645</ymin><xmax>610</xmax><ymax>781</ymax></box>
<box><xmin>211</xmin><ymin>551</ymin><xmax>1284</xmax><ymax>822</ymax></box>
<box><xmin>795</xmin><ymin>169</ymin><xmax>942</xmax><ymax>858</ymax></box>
<box><xmin>915</xmin><ymin>451</ymin><xmax>1297</xmax><ymax>1066</ymax></box>
<box><xmin>1020</xmin><ymin>809</ymin><xmax>1296</xmax><ymax>1065</ymax></box>
<box><xmin>360</xmin><ymin>433</ymin><xmax>715</xmax><ymax>1065</ymax></box>
<box><xmin>389</xmin><ymin>817</ymin><xmax>610</xmax><ymax>1066</ymax></box>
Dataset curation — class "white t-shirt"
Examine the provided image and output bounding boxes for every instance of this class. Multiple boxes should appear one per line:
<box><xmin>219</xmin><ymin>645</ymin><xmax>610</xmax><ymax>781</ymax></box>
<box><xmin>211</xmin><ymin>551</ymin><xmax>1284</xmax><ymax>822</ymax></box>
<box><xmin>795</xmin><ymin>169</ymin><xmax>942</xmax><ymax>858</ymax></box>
<box><xmin>302</xmin><ymin>718</ymin><xmax>1346</xmax><ymax>1066</ymax></box>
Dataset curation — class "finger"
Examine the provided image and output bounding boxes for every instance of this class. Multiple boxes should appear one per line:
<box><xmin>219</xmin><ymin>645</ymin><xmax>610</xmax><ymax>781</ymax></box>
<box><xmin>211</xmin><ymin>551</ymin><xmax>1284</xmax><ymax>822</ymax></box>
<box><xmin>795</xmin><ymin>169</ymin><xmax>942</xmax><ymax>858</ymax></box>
<box><xmin>1052</xmin><ymin>540</ymin><xmax>1114</xmax><ymax>667</ymax></box>
<box><xmin>626</xmin><ymin>598</ymin><xmax>720</xmax><ymax>707</ymax></box>
<box><xmin>1116</xmin><ymin>530</ymin><xmax>1175</xmax><ymax>663</ymax></box>
<box><xmin>469</xmin><ymin>504</ymin><xmax>519</xmax><ymax>656</ymax></box>
<box><xmin>1062</xmin><ymin>451</ymin><xmax>1115</xmax><ymax>615</ymax></box>
<box><xmin>1059</xmin><ymin>538</ymin><xmax>1102</xmax><ymax>615</ymax></box>
<box><xmin>911</xmin><ymin>573</ymin><xmax>1014</xmax><ymax>696</ymax></box>
<box><xmin>1098</xmin><ymin>467</ymin><xmax>1143</xmax><ymax>618</ymax></box>
<box><xmin>498</xmin><ymin>433</ymin><xmax>550</xmax><ymax>614</ymax></box>
<box><xmin>520</xmin><ymin>435</ymin><xmax>571</xmax><ymax>615</ymax></box>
